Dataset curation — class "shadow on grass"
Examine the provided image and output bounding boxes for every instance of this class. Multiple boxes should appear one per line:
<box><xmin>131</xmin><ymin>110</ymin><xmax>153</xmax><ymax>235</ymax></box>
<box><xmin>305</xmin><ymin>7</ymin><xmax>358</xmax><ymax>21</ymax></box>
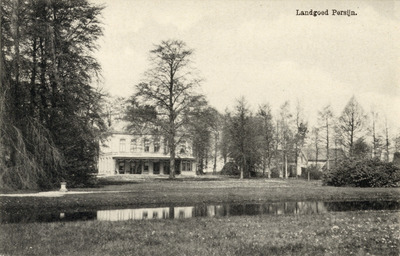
<box><xmin>94</xmin><ymin>179</ymin><xmax>142</xmax><ymax>187</ymax></box>
<box><xmin>235</xmin><ymin>242</ymin><xmax>326</xmax><ymax>256</ymax></box>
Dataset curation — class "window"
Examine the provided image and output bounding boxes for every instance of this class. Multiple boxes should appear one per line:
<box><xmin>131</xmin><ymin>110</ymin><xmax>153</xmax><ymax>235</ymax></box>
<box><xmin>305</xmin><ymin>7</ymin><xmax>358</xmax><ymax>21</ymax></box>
<box><xmin>180</xmin><ymin>140</ymin><xmax>186</xmax><ymax>154</ymax></box>
<box><xmin>130</xmin><ymin>139</ymin><xmax>137</xmax><ymax>152</ymax></box>
<box><xmin>154</xmin><ymin>139</ymin><xmax>160</xmax><ymax>152</ymax></box>
<box><xmin>163</xmin><ymin>139</ymin><xmax>169</xmax><ymax>154</ymax></box>
<box><xmin>119</xmin><ymin>139</ymin><xmax>126</xmax><ymax>152</ymax></box>
<box><xmin>118</xmin><ymin>161</ymin><xmax>125</xmax><ymax>174</ymax></box>
<box><xmin>143</xmin><ymin>162</ymin><xmax>149</xmax><ymax>174</ymax></box>
<box><xmin>181</xmin><ymin>161</ymin><xmax>191</xmax><ymax>172</ymax></box>
<box><xmin>144</xmin><ymin>138</ymin><xmax>150</xmax><ymax>152</ymax></box>
<box><xmin>153</xmin><ymin>162</ymin><xmax>160</xmax><ymax>174</ymax></box>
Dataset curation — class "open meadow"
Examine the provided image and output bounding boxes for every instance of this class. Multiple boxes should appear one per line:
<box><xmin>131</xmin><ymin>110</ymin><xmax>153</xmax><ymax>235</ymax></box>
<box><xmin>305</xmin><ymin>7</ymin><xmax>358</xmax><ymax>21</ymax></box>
<box><xmin>1</xmin><ymin>176</ymin><xmax>399</xmax><ymax>255</ymax></box>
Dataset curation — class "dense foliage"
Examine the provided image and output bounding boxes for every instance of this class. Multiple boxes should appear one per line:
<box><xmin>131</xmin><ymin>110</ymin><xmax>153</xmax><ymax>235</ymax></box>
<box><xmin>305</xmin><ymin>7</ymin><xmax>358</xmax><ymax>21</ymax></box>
<box><xmin>222</xmin><ymin>98</ymin><xmax>261</xmax><ymax>178</ymax></box>
<box><xmin>301</xmin><ymin>165</ymin><xmax>323</xmax><ymax>180</ymax></box>
<box><xmin>220</xmin><ymin>162</ymin><xmax>240</xmax><ymax>176</ymax></box>
<box><xmin>322</xmin><ymin>158</ymin><xmax>400</xmax><ymax>187</ymax></box>
<box><xmin>1</xmin><ymin>0</ymin><xmax>105</xmax><ymax>189</ymax></box>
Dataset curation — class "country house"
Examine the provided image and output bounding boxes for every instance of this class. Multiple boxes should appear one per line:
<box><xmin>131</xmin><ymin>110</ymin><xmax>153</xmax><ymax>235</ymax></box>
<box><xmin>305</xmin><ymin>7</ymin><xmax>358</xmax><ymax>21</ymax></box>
<box><xmin>98</xmin><ymin>122</ymin><xmax>196</xmax><ymax>176</ymax></box>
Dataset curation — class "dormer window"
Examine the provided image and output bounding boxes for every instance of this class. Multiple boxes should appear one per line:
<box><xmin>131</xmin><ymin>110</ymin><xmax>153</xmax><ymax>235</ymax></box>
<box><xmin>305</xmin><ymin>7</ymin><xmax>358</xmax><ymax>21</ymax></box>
<box><xmin>163</xmin><ymin>138</ymin><xmax>169</xmax><ymax>154</ymax></box>
<box><xmin>144</xmin><ymin>138</ymin><xmax>150</xmax><ymax>152</ymax></box>
<box><xmin>119</xmin><ymin>139</ymin><xmax>126</xmax><ymax>152</ymax></box>
<box><xmin>130</xmin><ymin>139</ymin><xmax>137</xmax><ymax>152</ymax></box>
<box><xmin>154</xmin><ymin>139</ymin><xmax>160</xmax><ymax>152</ymax></box>
<box><xmin>180</xmin><ymin>140</ymin><xmax>187</xmax><ymax>154</ymax></box>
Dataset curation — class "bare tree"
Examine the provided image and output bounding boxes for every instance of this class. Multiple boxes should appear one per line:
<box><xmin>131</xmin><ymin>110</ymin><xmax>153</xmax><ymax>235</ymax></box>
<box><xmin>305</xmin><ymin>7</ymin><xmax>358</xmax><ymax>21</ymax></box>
<box><xmin>337</xmin><ymin>96</ymin><xmax>367</xmax><ymax>157</ymax></box>
<box><xmin>369</xmin><ymin>108</ymin><xmax>383</xmax><ymax>159</ymax></box>
<box><xmin>125</xmin><ymin>40</ymin><xmax>204</xmax><ymax>178</ymax></box>
<box><xmin>311</xmin><ymin>127</ymin><xmax>321</xmax><ymax>170</ymax></box>
<box><xmin>278</xmin><ymin>101</ymin><xmax>294</xmax><ymax>178</ymax></box>
<box><xmin>318</xmin><ymin>104</ymin><xmax>334</xmax><ymax>170</ymax></box>
<box><xmin>257</xmin><ymin>103</ymin><xmax>275</xmax><ymax>178</ymax></box>
<box><xmin>294</xmin><ymin>100</ymin><xmax>308</xmax><ymax>176</ymax></box>
<box><xmin>383</xmin><ymin>115</ymin><xmax>391</xmax><ymax>162</ymax></box>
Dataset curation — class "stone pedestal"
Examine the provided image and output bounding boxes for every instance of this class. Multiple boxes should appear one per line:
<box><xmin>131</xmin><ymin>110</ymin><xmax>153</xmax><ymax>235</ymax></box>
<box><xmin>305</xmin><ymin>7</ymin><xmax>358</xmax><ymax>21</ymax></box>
<box><xmin>60</xmin><ymin>182</ymin><xmax>68</xmax><ymax>192</ymax></box>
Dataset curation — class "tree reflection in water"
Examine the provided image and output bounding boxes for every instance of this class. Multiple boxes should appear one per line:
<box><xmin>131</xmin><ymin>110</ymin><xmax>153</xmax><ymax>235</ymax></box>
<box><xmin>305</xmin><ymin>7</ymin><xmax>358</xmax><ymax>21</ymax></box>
<box><xmin>2</xmin><ymin>201</ymin><xmax>399</xmax><ymax>223</ymax></box>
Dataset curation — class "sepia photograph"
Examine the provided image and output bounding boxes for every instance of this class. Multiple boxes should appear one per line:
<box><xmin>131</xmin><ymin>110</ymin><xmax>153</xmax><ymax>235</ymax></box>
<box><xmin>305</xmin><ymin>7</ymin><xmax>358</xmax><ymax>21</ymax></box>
<box><xmin>1</xmin><ymin>0</ymin><xmax>399</xmax><ymax>255</ymax></box>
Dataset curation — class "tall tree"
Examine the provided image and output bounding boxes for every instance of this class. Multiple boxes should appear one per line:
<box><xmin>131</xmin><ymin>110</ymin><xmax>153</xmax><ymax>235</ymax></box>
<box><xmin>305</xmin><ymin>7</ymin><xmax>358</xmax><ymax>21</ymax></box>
<box><xmin>102</xmin><ymin>96</ymin><xmax>128</xmax><ymax>128</ymax></box>
<box><xmin>1</xmin><ymin>0</ymin><xmax>106</xmax><ymax>189</ymax></box>
<box><xmin>225</xmin><ymin>97</ymin><xmax>260</xmax><ymax>179</ymax></box>
<box><xmin>219</xmin><ymin>111</ymin><xmax>231</xmax><ymax>165</ymax></box>
<box><xmin>294</xmin><ymin>101</ymin><xmax>308</xmax><ymax>176</ymax></box>
<box><xmin>318</xmin><ymin>104</ymin><xmax>334</xmax><ymax>170</ymax></box>
<box><xmin>383</xmin><ymin>115</ymin><xmax>391</xmax><ymax>162</ymax></box>
<box><xmin>209</xmin><ymin>110</ymin><xmax>223</xmax><ymax>175</ymax></box>
<box><xmin>257</xmin><ymin>103</ymin><xmax>275</xmax><ymax>178</ymax></box>
<box><xmin>337</xmin><ymin>96</ymin><xmax>367</xmax><ymax>157</ymax></box>
<box><xmin>189</xmin><ymin>106</ymin><xmax>220</xmax><ymax>174</ymax></box>
<box><xmin>125</xmin><ymin>40</ymin><xmax>204</xmax><ymax>178</ymax></box>
<box><xmin>369</xmin><ymin>108</ymin><xmax>384</xmax><ymax>159</ymax></box>
<box><xmin>311</xmin><ymin>127</ymin><xmax>321</xmax><ymax>169</ymax></box>
<box><xmin>278</xmin><ymin>101</ymin><xmax>294</xmax><ymax>178</ymax></box>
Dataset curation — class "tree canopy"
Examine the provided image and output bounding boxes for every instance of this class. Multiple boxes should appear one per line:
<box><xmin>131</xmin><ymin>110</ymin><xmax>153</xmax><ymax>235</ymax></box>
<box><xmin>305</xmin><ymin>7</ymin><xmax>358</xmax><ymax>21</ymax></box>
<box><xmin>1</xmin><ymin>0</ymin><xmax>106</xmax><ymax>189</ymax></box>
<box><xmin>125</xmin><ymin>40</ymin><xmax>205</xmax><ymax>178</ymax></box>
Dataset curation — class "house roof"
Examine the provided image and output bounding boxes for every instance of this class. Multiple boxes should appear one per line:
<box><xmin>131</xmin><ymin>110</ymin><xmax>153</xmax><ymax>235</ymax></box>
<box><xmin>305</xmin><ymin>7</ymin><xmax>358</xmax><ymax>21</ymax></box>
<box><xmin>109</xmin><ymin>121</ymin><xmax>153</xmax><ymax>135</ymax></box>
<box><xmin>303</xmin><ymin>148</ymin><xmax>345</xmax><ymax>161</ymax></box>
<box><xmin>109</xmin><ymin>121</ymin><xmax>129</xmax><ymax>133</ymax></box>
<box><xmin>274</xmin><ymin>149</ymin><xmax>308</xmax><ymax>163</ymax></box>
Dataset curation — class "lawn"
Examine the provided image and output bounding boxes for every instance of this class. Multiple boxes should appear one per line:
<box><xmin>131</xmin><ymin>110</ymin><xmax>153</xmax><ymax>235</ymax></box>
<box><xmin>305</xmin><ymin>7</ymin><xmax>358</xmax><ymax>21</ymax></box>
<box><xmin>0</xmin><ymin>210</ymin><xmax>398</xmax><ymax>255</ymax></box>
<box><xmin>0</xmin><ymin>176</ymin><xmax>399</xmax><ymax>255</ymax></box>
<box><xmin>1</xmin><ymin>176</ymin><xmax>399</xmax><ymax>212</ymax></box>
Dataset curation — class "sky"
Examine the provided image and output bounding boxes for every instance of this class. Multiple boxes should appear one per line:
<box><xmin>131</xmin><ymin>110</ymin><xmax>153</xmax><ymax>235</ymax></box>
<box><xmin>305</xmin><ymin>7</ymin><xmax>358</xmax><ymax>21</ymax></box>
<box><xmin>90</xmin><ymin>0</ymin><xmax>400</xmax><ymax>134</ymax></box>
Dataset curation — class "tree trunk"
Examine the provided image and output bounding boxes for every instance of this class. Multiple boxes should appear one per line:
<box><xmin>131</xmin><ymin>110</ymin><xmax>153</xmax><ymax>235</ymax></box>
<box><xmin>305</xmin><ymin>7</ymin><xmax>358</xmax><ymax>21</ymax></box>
<box><xmin>284</xmin><ymin>154</ymin><xmax>288</xmax><ymax>179</ymax></box>
<box><xmin>30</xmin><ymin>39</ymin><xmax>38</xmax><ymax>117</ymax></box>
<box><xmin>169</xmin><ymin>131</ymin><xmax>176</xmax><ymax>179</ymax></box>
<box><xmin>326</xmin><ymin>118</ymin><xmax>330</xmax><ymax>171</ymax></box>
<box><xmin>213</xmin><ymin>132</ymin><xmax>218</xmax><ymax>175</ymax></box>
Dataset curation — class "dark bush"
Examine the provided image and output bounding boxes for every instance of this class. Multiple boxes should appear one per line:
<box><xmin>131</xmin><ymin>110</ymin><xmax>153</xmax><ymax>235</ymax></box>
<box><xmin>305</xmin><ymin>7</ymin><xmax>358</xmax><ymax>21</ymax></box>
<box><xmin>270</xmin><ymin>168</ymin><xmax>280</xmax><ymax>178</ymax></box>
<box><xmin>393</xmin><ymin>152</ymin><xmax>400</xmax><ymax>168</ymax></box>
<box><xmin>322</xmin><ymin>158</ymin><xmax>400</xmax><ymax>187</ymax></box>
<box><xmin>220</xmin><ymin>162</ymin><xmax>240</xmax><ymax>176</ymax></box>
<box><xmin>301</xmin><ymin>165</ymin><xmax>323</xmax><ymax>180</ymax></box>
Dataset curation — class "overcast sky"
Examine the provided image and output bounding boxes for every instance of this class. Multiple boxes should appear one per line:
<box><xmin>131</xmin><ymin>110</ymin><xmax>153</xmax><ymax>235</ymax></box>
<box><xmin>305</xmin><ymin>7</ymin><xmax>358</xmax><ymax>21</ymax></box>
<box><xmin>90</xmin><ymin>0</ymin><xmax>400</xmax><ymax>133</ymax></box>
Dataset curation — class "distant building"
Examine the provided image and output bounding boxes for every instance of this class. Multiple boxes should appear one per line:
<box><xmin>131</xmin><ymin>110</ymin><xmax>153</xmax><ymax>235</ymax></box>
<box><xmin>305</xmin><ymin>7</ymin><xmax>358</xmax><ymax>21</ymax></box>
<box><xmin>98</xmin><ymin>122</ymin><xmax>196</xmax><ymax>176</ymax></box>
<box><xmin>303</xmin><ymin>148</ymin><xmax>345</xmax><ymax>170</ymax></box>
<box><xmin>272</xmin><ymin>149</ymin><xmax>308</xmax><ymax>177</ymax></box>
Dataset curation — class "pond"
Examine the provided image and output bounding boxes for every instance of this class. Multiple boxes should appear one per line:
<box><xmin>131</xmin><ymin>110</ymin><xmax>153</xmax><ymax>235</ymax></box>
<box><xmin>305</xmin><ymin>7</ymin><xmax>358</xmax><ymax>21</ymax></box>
<box><xmin>1</xmin><ymin>200</ymin><xmax>399</xmax><ymax>224</ymax></box>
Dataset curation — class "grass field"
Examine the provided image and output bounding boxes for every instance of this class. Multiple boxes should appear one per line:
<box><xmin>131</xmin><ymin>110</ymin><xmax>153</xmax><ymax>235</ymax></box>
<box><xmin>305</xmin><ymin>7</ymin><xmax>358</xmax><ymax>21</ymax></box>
<box><xmin>1</xmin><ymin>176</ymin><xmax>399</xmax><ymax>255</ymax></box>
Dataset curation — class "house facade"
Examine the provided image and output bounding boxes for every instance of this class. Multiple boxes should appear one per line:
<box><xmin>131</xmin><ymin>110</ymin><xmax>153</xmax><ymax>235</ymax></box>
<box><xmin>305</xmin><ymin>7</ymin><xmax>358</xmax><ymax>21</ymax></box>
<box><xmin>98</xmin><ymin>123</ymin><xmax>196</xmax><ymax>176</ymax></box>
<box><xmin>304</xmin><ymin>148</ymin><xmax>344</xmax><ymax>170</ymax></box>
<box><xmin>268</xmin><ymin>149</ymin><xmax>308</xmax><ymax>177</ymax></box>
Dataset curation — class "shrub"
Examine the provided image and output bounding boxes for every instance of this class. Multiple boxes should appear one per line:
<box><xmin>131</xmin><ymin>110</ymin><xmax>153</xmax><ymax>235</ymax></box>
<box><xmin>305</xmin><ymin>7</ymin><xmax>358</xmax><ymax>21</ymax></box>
<box><xmin>301</xmin><ymin>165</ymin><xmax>323</xmax><ymax>180</ymax></box>
<box><xmin>270</xmin><ymin>168</ymin><xmax>280</xmax><ymax>178</ymax></box>
<box><xmin>322</xmin><ymin>158</ymin><xmax>400</xmax><ymax>187</ymax></box>
<box><xmin>220</xmin><ymin>162</ymin><xmax>240</xmax><ymax>176</ymax></box>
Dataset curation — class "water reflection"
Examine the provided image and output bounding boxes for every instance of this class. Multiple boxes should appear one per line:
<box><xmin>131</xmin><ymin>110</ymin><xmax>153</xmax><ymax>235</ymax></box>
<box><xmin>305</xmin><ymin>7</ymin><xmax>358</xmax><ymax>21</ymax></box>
<box><xmin>1</xmin><ymin>200</ymin><xmax>399</xmax><ymax>224</ymax></box>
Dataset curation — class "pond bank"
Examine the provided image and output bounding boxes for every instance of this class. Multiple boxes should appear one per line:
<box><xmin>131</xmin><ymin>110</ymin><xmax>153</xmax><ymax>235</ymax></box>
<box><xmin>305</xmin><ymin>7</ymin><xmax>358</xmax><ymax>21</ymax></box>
<box><xmin>1</xmin><ymin>178</ymin><xmax>399</xmax><ymax>213</ymax></box>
